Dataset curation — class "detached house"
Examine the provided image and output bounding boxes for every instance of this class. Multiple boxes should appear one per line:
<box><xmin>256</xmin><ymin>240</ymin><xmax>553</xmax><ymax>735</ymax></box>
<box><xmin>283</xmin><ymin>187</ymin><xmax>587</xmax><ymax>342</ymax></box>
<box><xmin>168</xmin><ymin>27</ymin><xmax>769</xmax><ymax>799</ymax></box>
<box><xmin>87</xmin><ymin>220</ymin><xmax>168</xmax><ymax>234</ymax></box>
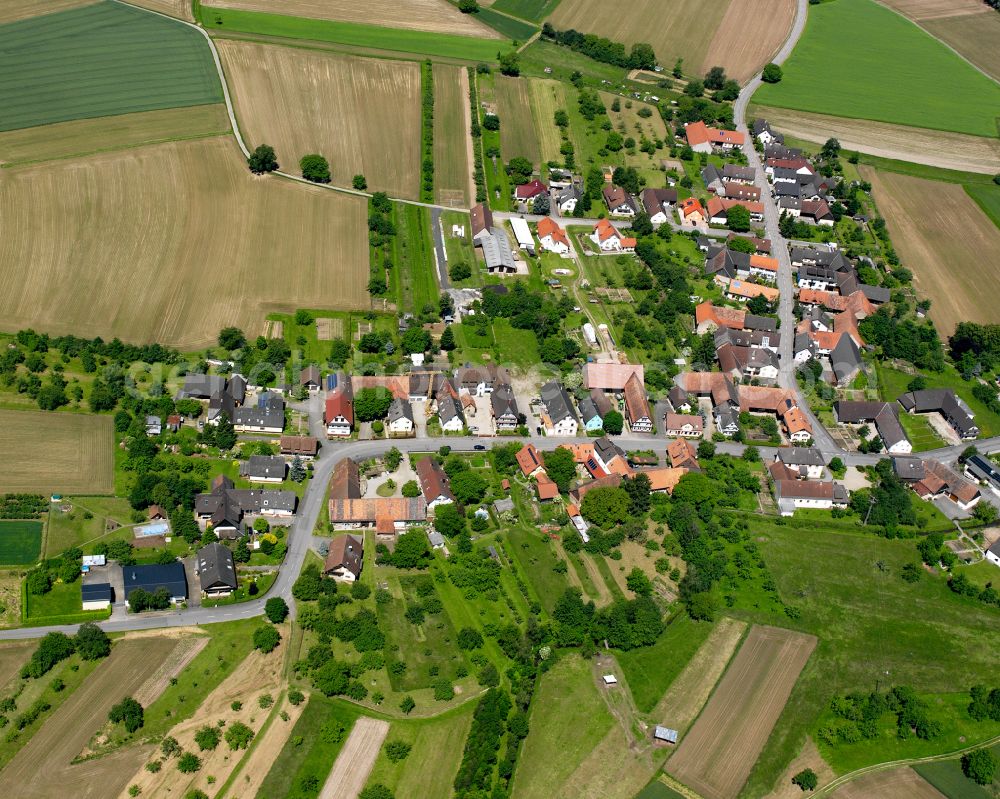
<box><xmin>386</xmin><ymin>397</ymin><xmax>415</xmax><ymax>436</ymax></box>
<box><xmin>416</xmin><ymin>457</ymin><xmax>455</xmax><ymax>509</ymax></box>
<box><xmin>640</xmin><ymin>187</ymin><xmax>678</xmax><ymax>224</ymax></box>
<box><xmin>664</xmin><ymin>413</ymin><xmax>703</xmax><ymax>438</ymax></box>
<box><xmin>241</xmin><ymin>455</ymin><xmax>286</xmax><ymax>483</ymax></box>
<box><xmin>752</xmin><ymin>119</ymin><xmax>783</xmax><ymax>146</ymax></box>
<box><xmin>490</xmin><ymin>384</ymin><xmax>520</xmax><ymax>432</ymax></box>
<box><xmin>623</xmin><ymin>373</ymin><xmax>653</xmax><ymax>433</ymax></box>
<box><xmin>197</xmin><ymin>542</ymin><xmax>238</xmax><ymax>597</ymax></box>
<box><xmin>602</xmin><ymin>185</ymin><xmax>638</xmax><ymax>217</ymax></box>
<box><xmin>684</xmin><ymin>121</ymin><xmax>745</xmax><ymax>153</ymax></box>
<box><xmin>514</xmin><ymin>179</ymin><xmax>547</xmax><ymax>203</ymax></box>
<box><xmin>590</xmin><ymin>219</ymin><xmax>636</xmax><ymax>252</ymax></box>
<box><xmin>537</xmin><ymin>217</ymin><xmax>570</xmax><ymax>255</ymax></box>
<box><xmin>677</xmin><ymin>197</ymin><xmax>707</xmax><ymax>229</ymax></box>
<box><xmin>324</xmin><ymin>534</ymin><xmax>363</xmax><ymax>582</ymax></box>
<box><xmin>540</xmin><ymin>381</ymin><xmax>579</xmax><ymax>436</ymax></box>
<box><xmin>775</xmin><ymin>448</ymin><xmax>825</xmax><ymax>480</ymax></box>
<box><xmin>556</xmin><ymin>185</ymin><xmax>581</xmax><ymax>214</ymax></box>
<box><xmin>516</xmin><ymin>443</ymin><xmax>545</xmax><ymax>478</ymax></box>
<box><xmin>325</xmin><ymin>389</ymin><xmax>354</xmax><ymax>438</ymax></box>
<box><xmin>438</xmin><ymin>394</ymin><xmax>466</xmax><ymax>432</ymax></box>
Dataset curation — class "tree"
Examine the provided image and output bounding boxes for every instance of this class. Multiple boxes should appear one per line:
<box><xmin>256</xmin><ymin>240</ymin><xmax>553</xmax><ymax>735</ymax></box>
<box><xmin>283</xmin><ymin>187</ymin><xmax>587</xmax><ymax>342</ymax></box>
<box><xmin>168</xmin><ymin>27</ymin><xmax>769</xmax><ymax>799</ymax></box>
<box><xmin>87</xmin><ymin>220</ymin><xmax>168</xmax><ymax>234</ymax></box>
<box><xmin>354</xmin><ymin>388</ymin><xmax>392</xmax><ymax>421</ymax></box>
<box><xmin>458</xmin><ymin>0</ymin><xmax>478</xmax><ymax>11</ymax></box>
<box><xmin>109</xmin><ymin>697</ymin><xmax>144</xmax><ymax>733</ymax></box>
<box><xmin>554</xmin><ymin>109</ymin><xmax>569</xmax><ymax>128</ymax></box>
<box><xmin>300</xmin><ymin>154</ymin><xmax>331</xmax><ymax>183</ymax></box>
<box><xmin>791</xmin><ymin>768</ymin><xmax>818</xmax><ymax>791</ymax></box>
<box><xmin>399</xmin><ymin>695</ymin><xmax>415</xmax><ymax>714</ymax></box>
<box><xmin>225</xmin><ymin>721</ymin><xmax>255</xmax><ymax>750</ymax></box>
<box><xmin>704</xmin><ymin>65</ymin><xmax>726</xmax><ymax>90</ymax></box>
<box><xmin>440</xmin><ymin>325</ymin><xmax>456</xmax><ymax>351</ymax></box>
<box><xmin>622</xmin><ymin>473</ymin><xmax>651</xmax><ymax>515</ymax></box>
<box><xmin>330</xmin><ymin>338</ymin><xmax>352</xmax><ymax>366</ymax></box>
<box><xmin>264</xmin><ymin>597</ymin><xmax>289</xmax><ymax>623</ymax></box>
<box><xmin>601</xmin><ymin>410</ymin><xmax>624</xmax><ymax>435</ymax></box>
<box><xmin>432</xmin><ymin>502</ymin><xmax>466</xmax><ymax>537</ymax></box>
<box><xmin>507</xmin><ymin>156</ymin><xmax>534</xmax><ymax>185</ymax></box>
<box><xmin>498</xmin><ymin>50</ymin><xmax>520</xmax><ymax>77</ymax></box>
<box><xmin>962</xmin><ymin>748</ymin><xmax>997</xmax><ymax>785</ymax></box>
<box><xmin>290</xmin><ymin>455</ymin><xmax>307</xmax><ymax>483</ymax></box>
<box><xmin>177</xmin><ymin>753</ymin><xmax>201</xmax><ymax>773</ymax></box>
<box><xmin>386</xmin><ymin>530</ymin><xmax>431</xmax><ymax>568</ymax></box>
<box><xmin>626</xmin><ymin>567</ymin><xmax>652</xmax><ymax>596</ymax></box>
<box><xmin>697</xmin><ymin>440</ymin><xmax>716</xmax><ymax>459</ymax></box>
<box><xmin>253</xmin><ymin>625</ymin><xmax>281</xmax><ymax>653</ymax></box>
<box><xmin>352</xmin><ymin>174</ymin><xmax>367</xmax><ymax>190</ymax></box>
<box><xmin>728</xmin><ymin>236</ymin><xmax>756</xmax><ymax>254</ymax></box>
<box><xmin>533</xmin><ymin>193</ymin><xmax>550</xmax><ymax>215</ymax></box>
<box><xmin>385</xmin><ymin>740</ymin><xmax>412</xmax><ymax>762</ymax></box>
<box><xmin>74</xmin><ymin>623</ymin><xmax>110</xmax><ymax>660</ymax></box>
<box><xmin>194</xmin><ymin>725</ymin><xmax>221</xmax><ymax>751</ymax></box>
<box><xmin>451</xmin><ymin>470</ymin><xmax>487</xmax><ymax>504</ymax></box>
<box><xmin>973</xmin><ymin>501</ymin><xmax>998</xmax><ymax>526</ymax></box>
<box><xmin>449</xmin><ymin>261</ymin><xmax>472</xmax><ymax>281</ymax></box>
<box><xmin>400</xmin><ymin>326</ymin><xmax>431</xmax><ymax>355</ymax></box>
<box><xmin>215</xmin><ymin>413</ymin><xmax>237</xmax><ymax>450</ymax></box>
<box><xmin>247</xmin><ymin>144</ymin><xmax>278</xmax><ymax>174</ymax></box>
<box><xmin>457</xmin><ymin>627</ymin><xmax>484</xmax><ymax>650</ymax></box>
<box><xmin>542</xmin><ymin>447</ymin><xmax>577</xmax><ymax>492</ymax></box>
<box><xmin>402</xmin><ymin>480</ymin><xmax>421</xmax><ymax>498</ymax></box>
<box><xmin>820</xmin><ymin>137</ymin><xmax>842</xmax><ymax>161</ymax></box>
<box><xmin>580</xmin><ymin>487</ymin><xmax>631</xmax><ymax>527</ymax></box>
<box><xmin>359</xmin><ymin>786</ymin><xmax>394</xmax><ymax>799</ymax></box>
<box><xmin>726</xmin><ymin>204</ymin><xmax>751</xmax><ymax>232</ymax></box>
<box><xmin>761</xmin><ymin>63</ymin><xmax>783</xmax><ymax>83</ymax></box>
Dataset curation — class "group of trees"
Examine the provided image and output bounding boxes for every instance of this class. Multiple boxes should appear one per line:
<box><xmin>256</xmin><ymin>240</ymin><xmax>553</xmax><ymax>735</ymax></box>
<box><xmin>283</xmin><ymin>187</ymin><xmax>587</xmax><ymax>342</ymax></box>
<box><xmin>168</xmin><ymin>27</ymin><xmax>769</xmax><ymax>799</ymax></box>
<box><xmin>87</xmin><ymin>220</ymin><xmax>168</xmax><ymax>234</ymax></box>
<box><xmin>540</xmin><ymin>24</ymin><xmax>656</xmax><ymax>70</ymax></box>
<box><xmin>20</xmin><ymin>624</ymin><xmax>110</xmax><ymax>680</ymax></box>
<box><xmin>109</xmin><ymin>697</ymin><xmax>144</xmax><ymax>733</ymax></box>
<box><xmin>420</xmin><ymin>61</ymin><xmax>434</xmax><ymax>201</ymax></box>
<box><xmin>367</xmin><ymin>191</ymin><xmax>396</xmax><ymax>297</ymax></box>
<box><xmin>552</xmin><ymin>586</ymin><xmax>663</xmax><ymax>649</ymax></box>
<box><xmin>26</xmin><ymin>546</ymin><xmax>83</xmax><ymax>596</ymax></box>
<box><xmin>848</xmin><ymin>459</ymin><xmax>917</xmax><ymax>531</ymax></box>
<box><xmin>858</xmin><ymin>308</ymin><xmax>944</xmax><ymax>371</ymax></box>
<box><xmin>128</xmin><ymin>586</ymin><xmax>174</xmax><ymax>613</ymax></box>
<box><xmin>820</xmin><ymin>686</ymin><xmax>941</xmax><ymax>745</ymax></box>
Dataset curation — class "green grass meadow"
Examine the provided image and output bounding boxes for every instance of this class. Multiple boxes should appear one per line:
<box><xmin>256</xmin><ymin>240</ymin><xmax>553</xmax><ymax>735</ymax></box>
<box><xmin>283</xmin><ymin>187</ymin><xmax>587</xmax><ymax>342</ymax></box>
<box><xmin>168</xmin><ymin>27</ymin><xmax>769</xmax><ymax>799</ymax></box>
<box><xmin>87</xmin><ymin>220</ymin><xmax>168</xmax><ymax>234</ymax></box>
<box><xmin>490</xmin><ymin>0</ymin><xmax>562</xmax><ymax>23</ymax></box>
<box><xmin>0</xmin><ymin>521</ymin><xmax>42</xmax><ymax>565</ymax></box>
<box><xmin>200</xmin><ymin>6</ymin><xmax>502</xmax><ymax>62</ymax></box>
<box><xmin>0</xmin><ymin>1</ymin><xmax>222</xmax><ymax>132</ymax></box>
<box><xmin>473</xmin><ymin>6</ymin><xmax>538</xmax><ymax>40</ymax></box>
<box><xmin>753</xmin><ymin>0</ymin><xmax>1000</xmax><ymax>136</ymax></box>
<box><xmin>915</xmin><ymin>743</ymin><xmax>1000</xmax><ymax>798</ymax></box>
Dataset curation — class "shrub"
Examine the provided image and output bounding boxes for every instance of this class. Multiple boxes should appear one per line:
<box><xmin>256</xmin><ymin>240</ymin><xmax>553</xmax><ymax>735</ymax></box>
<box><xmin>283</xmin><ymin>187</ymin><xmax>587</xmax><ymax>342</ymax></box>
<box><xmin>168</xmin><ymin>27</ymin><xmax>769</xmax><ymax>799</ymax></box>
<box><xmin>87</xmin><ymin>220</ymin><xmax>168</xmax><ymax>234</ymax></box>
<box><xmin>225</xmin><ymin>721</ymin><xmax>255</xmax><ymax>751</ymax></box>
<box><xmin>385</xmin><ymin>740</ymin><xmax>412</xmax><ymax>762</ymax></box>
<box><xmin>177</xmin><ymin>752</ymin><xmax>201</xmax><ymax>773</ymax></box>
<box><xmin>253</xmin><ymin>625</ymin><xmax>281</xmax><ymax>653</ymax></box>
<box><xmin>300</xmin><ymin>154</ymin><xmax>331</xmax><ymax>183</ymax></box>
<box><xmin>264</xmin><ymin>597</ymin><xmax>289</xmax><ymax>624</ymax></box>
<box><xmin>791</xmin><ymin>768</ymin><xmax>818</xmax><ymax>791</ymax></box>
<box><xmin>108</xmin><ymin>697</ymin><xmax>144</xmax><ymax>733</ymax></box>
<box><xmin>194</xmin><ymin>725</ymin><xmax>221</xmax><ymax>751</ymax></box>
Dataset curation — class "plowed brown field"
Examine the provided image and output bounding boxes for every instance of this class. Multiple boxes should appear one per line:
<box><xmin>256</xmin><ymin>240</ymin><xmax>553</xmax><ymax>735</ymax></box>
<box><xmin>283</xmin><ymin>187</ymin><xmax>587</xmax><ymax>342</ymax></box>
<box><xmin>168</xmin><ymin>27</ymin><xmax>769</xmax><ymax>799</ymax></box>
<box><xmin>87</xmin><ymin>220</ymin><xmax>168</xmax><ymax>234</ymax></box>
<box><xmin>667</xmin><ymin>625</ymin><xmax>816</xmax><ymax>799</ymax></box>
<box><xmin>831</xmin><ymin>767</ymin><xmax>947</xmax><ymax>798</ymax></box>
<box><xmin>702</xmin><ymin>0</ymin><xmax>796</xmax><ymax>83</ymax></box>
<box><xmin>0</xmin><ymin>136</ymin><xmax>368</xmax><ymax>347</ymax></box>
<box><xmin>218</xmin><ymin>40</ymin><xmax>421</xmax><ymax>199</ymax></box>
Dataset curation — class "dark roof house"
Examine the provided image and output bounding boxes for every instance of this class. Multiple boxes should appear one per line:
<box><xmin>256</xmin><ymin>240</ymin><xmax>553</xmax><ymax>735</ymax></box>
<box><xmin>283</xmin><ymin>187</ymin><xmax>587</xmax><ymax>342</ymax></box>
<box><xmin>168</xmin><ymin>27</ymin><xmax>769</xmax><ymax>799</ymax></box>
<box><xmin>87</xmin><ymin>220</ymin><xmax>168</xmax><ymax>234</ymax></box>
<box><xmin>197</xmin><ymin>542</ymin><xmax>237</xmax><ymax>595</ymax></box>
<box><xmin>122</xmin><ymin>562</ymin><xmax>187</xmax><ymax>602</ymax></box>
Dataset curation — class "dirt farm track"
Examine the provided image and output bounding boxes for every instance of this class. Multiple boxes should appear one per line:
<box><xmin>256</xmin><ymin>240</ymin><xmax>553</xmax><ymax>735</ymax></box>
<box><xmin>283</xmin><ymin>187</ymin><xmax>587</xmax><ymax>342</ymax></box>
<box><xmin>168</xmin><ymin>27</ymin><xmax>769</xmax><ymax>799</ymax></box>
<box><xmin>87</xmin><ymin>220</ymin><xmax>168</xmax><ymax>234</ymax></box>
<box><xmin>0</xmin><ymin>136</ymin><xmax>369</xmax><ymax>349</ymax></box>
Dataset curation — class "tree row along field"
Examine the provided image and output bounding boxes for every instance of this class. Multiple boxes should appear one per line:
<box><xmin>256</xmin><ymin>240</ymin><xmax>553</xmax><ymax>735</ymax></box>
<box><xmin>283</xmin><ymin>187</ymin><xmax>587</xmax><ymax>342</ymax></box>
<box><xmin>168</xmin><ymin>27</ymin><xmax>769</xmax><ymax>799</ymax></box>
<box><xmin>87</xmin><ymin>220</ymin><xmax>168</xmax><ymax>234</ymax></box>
<box><xmin>752</xmin><ymin>0</ymin><xmax>1000</xmax><ymax>137</ymax></box>
<box><xmin>0</xmin><ymin>1</ymin><xmax>222</xmax><ymax>133</ymax></box>
<box><xmin>218</xmin><ymin>40</ymin><xmax>422</xmax><ymax>200</ymax></box>
<box><xmin>0</xmin><ymin>137</ymin><xmax>370</xmax><ymax>349</ymax></box>
<box><xmin>0</xmin><ymin>410</ymin><xmax>113</xmax><ymax>494</ymax></box>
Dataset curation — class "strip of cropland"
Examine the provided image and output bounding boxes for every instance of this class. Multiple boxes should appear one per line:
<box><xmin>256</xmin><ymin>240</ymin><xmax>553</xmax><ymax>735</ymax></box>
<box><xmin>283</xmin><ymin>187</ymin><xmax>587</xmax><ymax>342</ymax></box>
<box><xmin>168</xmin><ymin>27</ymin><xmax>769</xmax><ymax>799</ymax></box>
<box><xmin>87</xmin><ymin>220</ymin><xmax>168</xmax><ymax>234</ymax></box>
<box><xmin>667</xmin><ymin>626</ymin><xmax>816</xmax><ymax>799</ymax></box>
<box><xmin>217</xmin><ymin>40</ymin><xmax>421</xmax><ymax>199</ymax></box>
<box><xmin>200</xmin><ymin>6</ymin><xmax>503</xmax><ymax>61</ymax></box>
<box><xmin>0</xmin><ymin>410</ymin><xmax>113</xmax><ymax>494</ymax></box>
<box><xmin>490</xmin><ymin>0</ymin><xmax>562</xmax><ymax>23</ymax></box>
<box><xmin>700</xmin><ymin>0</ymin><xmax>796</xmax><ymax>84</ymax></box>
<box><xmin>433</xmin><ymin>64</ymin><xmax>473</xmax><ymax>207</ymax></box>
<box><xmin>830</xmin><ymin>767</ymin><xmax>949</xmax><ymax>799</ymax></box>
<box><xmin>752</xmin><ymin>0</ymin><xmax>1000</xmax><ymax>137</ymax></box>
<box><xmin>0</xmin><ymin>0</ymin><xmax>92</xmax><ymax>24</ymax></box>
<box><xmin>549</xmin><ymin>0</ymin><xmax>730</xmax><ymax>80</ymax></box>
<box><xmin>496</xmin><ymin>75</ymin><xmax>542</xmax><ymax>165</ymax></box>
<box><xmin>861</xmin><ymin>167</ymin><xmax>1000</xmax><ymax>335</ymax></box>
<box><xmin>0</xmin><ymin>1</ymin><xmax>221</xmax><ymax>133</ymax></box>
<box><xmin>205</xmin><ymin>0</ymin><xmax>502</xmax><ymax>38</ymax></box>
<box><xmin>0</xmin><ymin>137</ymin><xmax>369</xmax><ymax>349</ymax></box>
<box><xmin>0</xmin><ymin>637</ymin><xmax>181</xmax><ymax>799</ymax></box>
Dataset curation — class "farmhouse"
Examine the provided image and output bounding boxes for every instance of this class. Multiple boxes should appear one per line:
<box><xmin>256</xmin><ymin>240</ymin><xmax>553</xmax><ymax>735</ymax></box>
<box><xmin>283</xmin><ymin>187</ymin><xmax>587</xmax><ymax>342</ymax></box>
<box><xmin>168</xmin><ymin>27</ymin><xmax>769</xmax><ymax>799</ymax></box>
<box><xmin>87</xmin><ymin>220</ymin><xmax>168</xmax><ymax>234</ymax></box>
<box><xmin>240</xmin><ymin>455</ymin><xmax>286</xmax><ymax>483</ymax></box>
<box><xmin>471</xmin><ymin>202</ymin><xmax>494</xmax><ymax>242</ymax></box>
<box><xmin>324</xmin><ymin>389</ymin><xmax>354</xmax><ymax>437</ymax></box>
<box><xmin>684</xmin><ymin>121</ymin><xmax>745</xmax><ymax>153</ymax></box>
<box><xmin>514</xmin><ymin>179</ymin><xmax>547</xmax><ymax>202</ymax></box>
<box><xmin>833</xmin><ymin>401</ymin><xmax>912</xmax><ymax>454</ymax></box>
<box><xmin>664</xmin><ymin>413</ymin><xmax>703</xmax><ymax>438</ymax></box>
<box><xmin>590</xmin><ymin>219</ymin><xmax>636</xmax><ymax>252</ymax></box>
<box><xmin>830</xmin><ymin>333</ymin><xmax>863</xmax><ymax>387</ymax></box>
<box><xmin>965</xmin><ymin>454</ymin><xmax>1000</xmax><ymax>492</ymax></box>
<box><xmin>912</xmin><ymin>459</ymin><xmax>981</xmax><ymax>510</ymax></box>
<box><xmin>775</xmin><ymin>448</ymin><xmax>825</xmax><ymax>479</ymax></box>
<box><xmin>583</xmin><ymin>362</ymin><xmax>644</xmax><ymax>392</ymax></box>
<box><xmin>197</xmin><ymin>541</ymin><xmax>238</xmax><ymax>596</ymax></box>
<box><xmin>537</xmin><ymin>217</ymin><xmax>570</xmax><ymax>255</ymax></box>
<box><xmin>328</xmin><ymin>459</ymin><xmax>426</xmax><ymax>535</ymax></box>
<box><xmin>602</xmin><ymin>185</ymin><xmax>638</xmax><ymax>217</ymax></box>
<box><xmin>231</xmin><ymin>391</ymin><xmax>284</xmax><ymax>434</ymax></box>
<box><xmin>122</xmin><ymin>562</ymin><xmax>187</xmax><ymax>605</ymax></box>
<box><xmin>81</xmin><ymin>582</ymin><xmax>112</xmax><ymax>611</ymax></box>
<box><xmin>324</xmin><ymin>534</ymin><xmax>363</xmax><ymax>582</ymax></box>
<box><xmin>195</xmin><ymin>474</ymin><xmax>297</xmax><ymax>537</ymax></box>
<box><xmin>706</xmin><ymin>196</ymin><xmax>764</xmax><ymax>225</ymax></box>
<box><xmin>623</xmin><ymin>373</ymin><xmax>653</xmax><ymax>433</ymax></box>
<box><xmin>897</xmin><ymin>389</ymin><xmax>979</xmax><ymax>440</ymax></box>
<box><xmin>416</xmin><ymin>457</ymin><xmax>454</xmax><ymax>509</ymax></box>
<box><xmin>773</xmin><ymin>478</ymin><xmax>848</xmax><ymax>516</ymax></box>
<box><xmin>456</xmin><ymin>364</ymin><xmax>510</xmax><ymax>396</ymax></box>
<box><xmin>752</xmin><ymin>119</ymin><xmax>783</xmax><ymax>146</ymax></box>
<box><xmin>540</xmin><ymin>381</ymin><xmax>579</xmax><ymax>436</ymax></box>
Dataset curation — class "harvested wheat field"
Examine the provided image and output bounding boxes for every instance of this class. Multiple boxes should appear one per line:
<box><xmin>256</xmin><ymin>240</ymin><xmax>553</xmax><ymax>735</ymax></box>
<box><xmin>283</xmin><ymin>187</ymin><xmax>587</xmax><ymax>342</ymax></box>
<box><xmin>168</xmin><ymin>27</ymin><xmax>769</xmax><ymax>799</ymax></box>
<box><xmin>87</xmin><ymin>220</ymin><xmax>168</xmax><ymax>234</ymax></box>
<box><xmin>550</xmin><ymin>0</ymin><xmax>729</xmax><ymax>77</ymax></box>
<box><xmin>209</xmin><ymin>0</ymin><xmax>501</xmax><ymax>37</ymax></box>
<box><xmin>528</xmin><ymin>78</ymin><xmax>571</xmax><ymax>165</ymax></box>
<box><xmin>0</xmin><ymin>637</ymin><xmax>179</xmax><ymax>799</ymax></box>
<box><xmin>653</xmin><ymin>617</ymin><xmax>746</xmax><ymax>735</ymax></box>
<box><xmin>433</xmin><ymin>64</ymin><xmax>473</xmax><ymax>207</ymax></box>
<box><xmin>0</xmin><ymin>0</ymin><xmax>92</xmax><ymax>24</ymax></box>
<box><xmin>218</xmin><ymin>40</ymin><xmax>421</xmax><ymax>199</ymax></box>
<box><xmin>0</xmin><ymin>642</ymin><xmax>34</xmax><ymax>688</ymax></box>
<box><xmin>227</xmin><ymin>691</ymin><xmax>306</xmax><ymax>798</ymax></box>
<box><xmin>320</xmin><ymin>717</ymin><xmax>390</xmax><ymax>799</ymax></box>
<box><xmin>862</xmin><ymin>167</ymin><xmax>1000</xmax><ymax>334</ymax></box>
<box><xmin>0</xmin><ymin>410</ymin><xmax>113</xmax><ymax>494</ymax></box>
<box><xmin>0</xmin><ymin>136</ymin><xmax>368</xmax><ymax>348</ymax></box>
<box><xmin>702</xmin><ymin>0</ymin><xmax>796</xmax><ymax>83</ymax></box>
<box><xmin>127</xmin><ymin>0</ymin><xmax>194</xmax><ymax>20</ymax></box>
<box><xmin>496</xmin><ymin>75</ymin><xmax>541</xmax><ymax>165</ymax></box>
<box><xmin>118</xmin><ymin>642</ymin><xmax>287</xmax><ymax>798</ymax></box>
<box><xmin>753</xmin><ymin>105</ymin><xmax>1000</xmax><ymax>173</ymax></box>
<box><xmin>878</xmin><ymin>0</ymin><xmax>986</xmax><ymax>21</ymax></box>
<box><xmin>831</xmin><ymin>766</ymin><xmax>946</xmax><ymax>799</ymax></box>
<box><xmin>0</xmin><ymin>104</ymin><xmax>230</xmax><ymax>167</ymax></box>
<box><xmin>667</xmin><ymin>625</ymin><xmax>816</xmax><ymax>799</ymax></box>
<box><xmin>923</xmin><ymin>11</ymin><xmax>1000</xmax><ymax>83</ymax></box>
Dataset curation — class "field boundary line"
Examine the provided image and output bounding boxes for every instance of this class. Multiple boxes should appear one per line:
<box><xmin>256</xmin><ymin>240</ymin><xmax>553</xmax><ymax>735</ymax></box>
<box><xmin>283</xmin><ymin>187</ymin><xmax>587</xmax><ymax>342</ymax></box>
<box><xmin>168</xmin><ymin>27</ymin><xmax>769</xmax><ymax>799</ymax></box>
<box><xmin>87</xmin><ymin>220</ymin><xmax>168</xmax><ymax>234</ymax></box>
<box><xmin>660</xmin><ymin>773</ymin><xmax>706</xmax><ymax>799</ymax></box>
<box><xmin>215</xmin><ymin>687</ymin><xmax>287</xmax><ymax>798</ymax></box>
<box><xmin>813</xmin><ymin>732</ymin><xmax>1000</xmax><ymax>797</ymax></box>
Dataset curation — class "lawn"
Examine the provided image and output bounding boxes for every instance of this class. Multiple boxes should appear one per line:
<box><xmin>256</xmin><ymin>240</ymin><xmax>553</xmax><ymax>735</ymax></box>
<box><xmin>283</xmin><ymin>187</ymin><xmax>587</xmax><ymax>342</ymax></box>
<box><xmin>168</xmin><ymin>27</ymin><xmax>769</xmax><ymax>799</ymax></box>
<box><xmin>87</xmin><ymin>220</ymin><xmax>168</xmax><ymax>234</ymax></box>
<box><xmin>510</xmin><ymin>654</ymin><xmax>615</xmax><ymax>799</ymax></box>
<box><xmin>490</xmin><ymin>0</ymin><xmax>562</xmax><ymax>22</ymax></box>
<box><xmin>23</xmin><ymin>579</ymin><xmax>108</xmax><ymax>625</ymax></box>
<box><xmin>255</xmin><ymin>696</ymin><xmax>362</xmax><ymax>799</ymax></box>
<box><xmin>201</xmin><ymin>6</ymin><xmax>502</xmax><ymax>61</ymax></box>
<box><xmin>752</xmin><ymin>0</ymin><xmax>1000</xmax><ymax>137</ymax></box>
<box><xmin>503</xmin><ymin>521</ymin><xmax>567</xmax><ymax>614</ymax></box>
<box><xmin>0</xmin><ymin>1</ymin><xmax>222</xmax><ymax>132</ymax></box>
<box><xmin>896</xmin><ymin>410</ymin><xmax>946</xmax><ymax>452</ymax></box>
<box><xmin>492</xmin><ymin>318</ymin><xmax>540</xmax><ymax>367</ymax></box>
<box><xmin>390</xmin><ymin>203</ymin><xmax>439</xmax><ymax>315</ymax></box>
<box><xmin>875</xmin><ymin>363</ymin><xmax>1000</xmax><ymax>438</ymax></box>
<box><xmin>615</xmin><ymin>613</ymin><xmax>715</xmax><ymax>713</ymax></box>
<box><xmin>0</xmin><ymin>521</ymin><xmax>42</xmax><ymax>566</ymax></box>
<box><xmin>735</xmin><ymin>522</ymin><xmax>1000</xmax><ymax>795</ymax></box>
<box><xmin>442</xmin><ymin>211</ymin><xmax>481</xmax><ymax>286</ymax></box>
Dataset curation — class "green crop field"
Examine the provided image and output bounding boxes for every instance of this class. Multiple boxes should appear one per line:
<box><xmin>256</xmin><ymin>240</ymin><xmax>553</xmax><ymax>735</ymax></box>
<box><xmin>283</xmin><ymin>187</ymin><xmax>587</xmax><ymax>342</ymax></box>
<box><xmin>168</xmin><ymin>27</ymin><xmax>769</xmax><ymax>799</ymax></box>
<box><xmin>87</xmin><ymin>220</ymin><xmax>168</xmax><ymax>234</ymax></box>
<box><xmin>0</xmin><ymin>1</ymin><xmax>222</xmax><ymax>133</ymax></box>
<box><xmin>753</xmin><ymin>0</ymin><xmax>1000</xmax><ymax>137</ymax></box>
<box><xmin>200</xmin><ymin>7</ymin><xmax>502</xmax><ymax>61</ymax></box>
<box><xmin>0</xmin><ymin>521</ymin><xmax>42</xmax><ymax>566</ymax></box>
<box><xmin>915</xmin><ymin>746</ymin><xmax>1000</xmax><ymax>798</ymax></box>
<box><xmin>491</xmin><ymin>0</ymin><xmax>562</xmax><ymax>22</ymax></box>
<box><xmin>474</xmin><ymin>6</ymin><xmax>538</xmax><ymax>40</ymax></box>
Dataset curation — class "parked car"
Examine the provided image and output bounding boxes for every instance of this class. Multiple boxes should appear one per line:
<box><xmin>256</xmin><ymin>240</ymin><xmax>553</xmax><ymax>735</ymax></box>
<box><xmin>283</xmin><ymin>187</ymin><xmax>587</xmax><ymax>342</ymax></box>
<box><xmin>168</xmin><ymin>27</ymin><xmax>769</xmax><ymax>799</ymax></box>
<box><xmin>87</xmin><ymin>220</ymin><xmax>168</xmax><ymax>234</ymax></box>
<box><xmin>473</xmin><ymin>444</ymin><xmax>486</xmax><ymax>451</ymax></box>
